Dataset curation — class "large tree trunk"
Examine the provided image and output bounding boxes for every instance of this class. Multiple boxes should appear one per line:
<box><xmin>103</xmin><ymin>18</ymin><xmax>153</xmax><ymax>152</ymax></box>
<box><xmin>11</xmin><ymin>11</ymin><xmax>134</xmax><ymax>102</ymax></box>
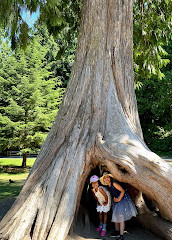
<box><xmin>0</xmin><ymin>0</ymin><xmax>172</xmax><ymax>240</ymax></box>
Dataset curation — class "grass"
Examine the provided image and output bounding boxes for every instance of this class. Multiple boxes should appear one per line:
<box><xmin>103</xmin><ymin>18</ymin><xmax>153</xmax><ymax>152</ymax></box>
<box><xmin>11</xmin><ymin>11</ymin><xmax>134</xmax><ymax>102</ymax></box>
<box><xmin>0</xmin><ymin>158</ymin><xmax>35</xmax><ymax>167</ymax></box>
<box><xmin>0</xmin><ymin>158</ymin><xmax>36</xmax><ymax>199</ymax></box>
<box><xmin>0</xmin><ymin>174</ymin><xmax>28</xmax><ymax>199</ymax></box>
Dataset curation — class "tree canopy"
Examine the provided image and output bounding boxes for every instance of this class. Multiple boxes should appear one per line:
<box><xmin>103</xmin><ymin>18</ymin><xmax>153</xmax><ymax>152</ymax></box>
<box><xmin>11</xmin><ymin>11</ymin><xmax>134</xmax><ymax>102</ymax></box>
<box><xmin>0</xmin><ymin>0</ymin><xmax>171</xmax><ymax>81</ymax></box>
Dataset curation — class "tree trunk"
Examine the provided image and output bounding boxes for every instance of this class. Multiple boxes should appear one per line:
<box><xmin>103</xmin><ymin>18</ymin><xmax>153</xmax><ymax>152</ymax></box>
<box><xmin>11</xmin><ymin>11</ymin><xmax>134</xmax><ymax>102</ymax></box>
<box><xmin>22</xmin><ymin>152</ymin><xmax>27</xmax><ymax>168</ymax></box>
<box><xmin>0</xmin><ymin>0</ymin><xmax>172</xmax><ymax>240</ymax></box>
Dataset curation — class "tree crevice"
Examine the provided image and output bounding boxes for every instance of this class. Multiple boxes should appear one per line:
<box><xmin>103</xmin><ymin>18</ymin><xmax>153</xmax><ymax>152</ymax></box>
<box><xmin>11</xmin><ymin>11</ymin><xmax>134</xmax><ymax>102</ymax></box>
<box><xmin>30</xmin><ymin>210</ymin><xmax>39</xmax><ymax>239</ymax></box>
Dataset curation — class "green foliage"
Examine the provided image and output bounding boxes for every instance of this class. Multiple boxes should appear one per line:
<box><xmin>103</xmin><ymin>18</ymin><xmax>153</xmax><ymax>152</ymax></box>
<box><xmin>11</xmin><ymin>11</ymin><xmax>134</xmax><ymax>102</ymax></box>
<box><xmin>55</xmin><ymin>28</ymin><xmax>78</xmax><ymax>87</ymax></box>
<box><xmin>0</xmin><ymin>0</ymin><xmax>81</xmax><ymax>50</ymax></box>
<box><xmin>0</xmin><ymin>28</ymin><xmax>65</xmax><ymax>156</ymax></box>
<box><xmin>136</xmin><ymin>41</ymin><xmax>172</xmax><ymax>154</ymax></box>
<box><xmin>39</xmin><ymin>0</ymin><xmax>81</xmax><ymax>87</ymax></box>
<box><xmin>133</xmin><ymin>0</ymin><xmax>172</xmax><ymax>85</ymax></box>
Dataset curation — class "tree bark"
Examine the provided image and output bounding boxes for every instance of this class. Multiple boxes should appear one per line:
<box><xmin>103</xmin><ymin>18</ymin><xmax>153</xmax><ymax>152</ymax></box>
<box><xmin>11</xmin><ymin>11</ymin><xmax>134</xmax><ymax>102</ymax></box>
<box><xmin>0</xmin><ymin>0</ymin><xmax>172</xmax><ymax>240</ymax></box>
<box><xmin>22</xmin><ymin>152</ymin><xmax>27</xmax><ymax>168</ymax></box>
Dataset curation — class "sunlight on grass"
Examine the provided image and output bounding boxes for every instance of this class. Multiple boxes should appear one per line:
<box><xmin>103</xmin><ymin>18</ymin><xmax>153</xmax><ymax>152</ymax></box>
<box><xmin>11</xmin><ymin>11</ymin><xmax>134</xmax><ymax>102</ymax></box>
<box><xmin>0</xmin><ymin>158</ymin><xmax>36</xmax><ymax>167</ymax></box>
<box><xmin>0</xmin><ymin>172</ymin><xmax>29</xmax><ymax>181</ymax></box>
<box><xmin>0</xmin><ymin>158</ymin><xmax>35</xmax><ymax>199</ymax></box>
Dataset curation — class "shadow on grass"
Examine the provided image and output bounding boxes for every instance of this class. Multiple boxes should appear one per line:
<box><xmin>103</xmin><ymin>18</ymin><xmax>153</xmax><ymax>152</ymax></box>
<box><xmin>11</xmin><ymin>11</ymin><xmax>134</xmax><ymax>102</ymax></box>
<box><xmin>0</xmin><ymin>180</ymin><xmax>25</xmax><ymax>199</ymax></box>
<box><xmin>0</xmin><ymin>166</ymin><xmax>29</xmax><ymax>199</ymax></box>
<box><xmin>0</xmin><ymin>165</ymin><xmax>31</xmax><ymax>174</ymax></box>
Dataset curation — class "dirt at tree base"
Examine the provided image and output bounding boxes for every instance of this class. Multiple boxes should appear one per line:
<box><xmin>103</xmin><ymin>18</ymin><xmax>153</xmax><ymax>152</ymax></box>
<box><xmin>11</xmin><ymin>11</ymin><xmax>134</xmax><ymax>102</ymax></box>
<box><xmin>0</xmin><ymin>197</ymin><xmax>16</xmax><ymax>221</ymax></box>
<box><xmin>66</xmin><ymin>224</ymin><xmax>162</xmax><ymax>240</ymax></box>
<box><xmin>66</xmin><ymin>220</ymin><xmax>161</xmax><ymax>240</ymax></box>
<box><xmin>0</xmin><ymin>197</ymin><xmax>161</xmax><ymax>240</ymax></box>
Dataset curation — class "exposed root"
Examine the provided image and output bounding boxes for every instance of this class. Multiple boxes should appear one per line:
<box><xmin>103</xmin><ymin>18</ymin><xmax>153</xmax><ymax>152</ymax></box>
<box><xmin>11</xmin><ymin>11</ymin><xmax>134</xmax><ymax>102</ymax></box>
<box><xmin>137</xmin><ymin>213</ymin><xmax>172</xmax><ymax>240</ymax></box>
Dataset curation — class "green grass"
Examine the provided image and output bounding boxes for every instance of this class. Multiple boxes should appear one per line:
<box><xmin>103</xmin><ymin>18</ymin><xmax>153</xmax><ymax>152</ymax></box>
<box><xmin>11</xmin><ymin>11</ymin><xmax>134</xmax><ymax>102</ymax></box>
<box><xmin>0</xmin><ymin>173</ymin><xmax>28</xmax><ymax>199</ymax></box>
<box><xmin>0</xmin><ymin>158</ymin><xmax>36</xmax><ymax>167</ymax></box>
<box><xmin>0</xmin><ymin>158</ymin><xmax>36</xmax><ymax>199</ymax></box>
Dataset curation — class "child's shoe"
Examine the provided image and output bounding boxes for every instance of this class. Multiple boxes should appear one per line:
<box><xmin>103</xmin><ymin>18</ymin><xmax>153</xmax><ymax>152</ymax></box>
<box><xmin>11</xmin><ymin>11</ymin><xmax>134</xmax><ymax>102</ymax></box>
<box><xmin>101</xmin><ymin>229</ymin><xmax>106</xmax><ymax>237</ymax></box>
<box><xmin>96</xmin><ymin>226</ymin><xmax>102</xmax><ymax>232</ymax></box>
<box><xmin>110</xmin><ymin>229</ymin><xmax>120</xmax><ymax>237</ymax></box>
<box><xmin>118</xmin><ymin>235</ymin><xmax>124</xmax><ymax>240</ymax></box>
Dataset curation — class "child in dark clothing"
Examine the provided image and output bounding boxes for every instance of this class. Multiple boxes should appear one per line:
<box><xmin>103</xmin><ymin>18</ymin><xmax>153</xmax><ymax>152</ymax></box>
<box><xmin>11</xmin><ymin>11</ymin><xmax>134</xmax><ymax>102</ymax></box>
<box><xmin>100</xmin><ymin>172</ymin><xmax>137</xmax><ymax>240</ymax></box>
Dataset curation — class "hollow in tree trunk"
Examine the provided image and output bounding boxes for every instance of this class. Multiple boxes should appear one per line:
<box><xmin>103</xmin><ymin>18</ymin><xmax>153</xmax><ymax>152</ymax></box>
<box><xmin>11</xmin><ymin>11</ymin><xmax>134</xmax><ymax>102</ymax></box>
<box><xmin>0</xmin><ymin>0</ymin><xmax>172</xmax><ymax>240</ymax></box>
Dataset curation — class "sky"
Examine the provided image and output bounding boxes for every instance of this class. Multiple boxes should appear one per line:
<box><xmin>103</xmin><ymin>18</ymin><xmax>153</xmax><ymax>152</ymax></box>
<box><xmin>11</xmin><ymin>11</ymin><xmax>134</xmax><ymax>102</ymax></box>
<box><xmin>21</xmin><ymin>7</ymin><xmax>40</xmax><ymax>28</ymax></box>
<box><xmin>0</xmin><ymin>7</ymin><xmax>40</xmax><ymax>46</ymax></box>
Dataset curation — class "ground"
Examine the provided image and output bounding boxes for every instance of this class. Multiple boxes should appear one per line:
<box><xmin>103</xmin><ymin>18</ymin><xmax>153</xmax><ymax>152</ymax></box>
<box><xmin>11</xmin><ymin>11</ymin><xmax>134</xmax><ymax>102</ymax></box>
<box><xmin>68</xmin><ymin>212</ymin><xmax>162</xmax><ymax>240</ymax></box>
<box><xmin>1</xmin><ymin>157</ymin><xmax>171</xmax><ymax>239</ymax></box>
<box><xmin>0</xmin><ymin>197</ymin><xmax>161</xmax><ymax>240</ymax></box>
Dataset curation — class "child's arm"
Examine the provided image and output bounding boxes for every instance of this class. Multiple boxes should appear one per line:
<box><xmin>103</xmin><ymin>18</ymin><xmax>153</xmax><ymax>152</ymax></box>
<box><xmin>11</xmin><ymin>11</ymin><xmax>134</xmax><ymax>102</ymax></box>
<box><xmin>99</xmin><ymin>188</ymin><xmax>108</xmax><ymax>205</ymax></box>
<box><xmin>91</xmin><ymin>189</ymin><xmax>99</xmax><ymax>203</ymax></box>
<box><xmin>113</xmin><ymin>182</ymin><xmax>125</xmax><ymax>202</ymax></box>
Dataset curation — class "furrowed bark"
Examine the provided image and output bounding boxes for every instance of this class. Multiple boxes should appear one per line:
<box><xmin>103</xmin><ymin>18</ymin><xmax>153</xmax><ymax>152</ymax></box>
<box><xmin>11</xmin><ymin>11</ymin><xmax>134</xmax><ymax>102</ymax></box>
<box><xmin>0</xmin><ymin>1</ymin><xmax>172</xmax><ymax>240</ymax></box>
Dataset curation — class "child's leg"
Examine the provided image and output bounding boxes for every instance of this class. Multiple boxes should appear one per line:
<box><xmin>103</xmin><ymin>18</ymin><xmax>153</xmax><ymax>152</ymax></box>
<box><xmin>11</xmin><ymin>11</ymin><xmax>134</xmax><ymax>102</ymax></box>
<box><xmin>110</xmin><ymin>222</ymin><xmax>120</xmax><ymax>237</ymax></box>
<box><xmin>115</xmin><ymin>222</ymin><xmax>120</xmax><ymax>231</ymax></box>
<box><xmin>119</xmin><ymin>221</ymin><xmax>125</xmax><ymax>236</ymax></box>
<box><xmin>103</xmin><ymin>212</ymin><xmax>107</xmax><ymax>224</ymax></box>
<box><xmin>96</xmin><ymin>212</ymin><xmax>103</xmax><ymax>232</ymax></box>
<box><xmin>98</xmin><ymin>212</ymin><xmax>103</xmax><ymax>227</ymax></box>
<box><xmin>99</xmin><ymin>212</ymin><xmax>103</xmax><ymax>224</ymax></box>
<box><xmin>102</xmin><ymin>212</ymin><xmax>107</xmax><ymax>231</ymax></box>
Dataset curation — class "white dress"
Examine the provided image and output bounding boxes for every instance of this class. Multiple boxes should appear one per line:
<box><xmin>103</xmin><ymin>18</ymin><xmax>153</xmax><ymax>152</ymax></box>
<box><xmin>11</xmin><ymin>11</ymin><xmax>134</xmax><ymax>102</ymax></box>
<box><xmin>93</xmin><ymin>186</ymin><xmax>111</xmax><ymax>213</ymax></box>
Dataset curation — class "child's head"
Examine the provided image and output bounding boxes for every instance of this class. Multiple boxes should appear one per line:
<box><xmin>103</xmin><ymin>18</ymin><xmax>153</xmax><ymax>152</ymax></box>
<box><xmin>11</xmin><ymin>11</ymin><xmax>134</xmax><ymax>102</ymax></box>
<box><xmin>90</xmin><ymin>175</ymin><xmax>99</xmax><ymax>189</ymax></box>
<box><xmin>100</xmin><ymin>172</ymin><xmax>113</xmax><ymax>185</ymax></box>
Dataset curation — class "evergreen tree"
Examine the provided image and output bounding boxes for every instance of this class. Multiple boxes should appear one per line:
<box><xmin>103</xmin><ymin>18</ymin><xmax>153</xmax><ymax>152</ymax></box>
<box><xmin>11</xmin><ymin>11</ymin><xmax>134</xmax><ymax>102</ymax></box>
<box><xmin>136</xmin><ymin>41</ymin><xmax>172</xmax><ymax>155</ymax></box>
<box><xmin>0</xmin><ymin>28</ymin><xmax>64</xmax><ymax>167</ymax></box>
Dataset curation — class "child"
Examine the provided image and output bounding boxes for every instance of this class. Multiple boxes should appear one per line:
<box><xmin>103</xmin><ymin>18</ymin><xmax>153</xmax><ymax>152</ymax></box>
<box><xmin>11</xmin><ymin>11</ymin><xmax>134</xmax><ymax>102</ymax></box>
<box><xmin>90</xmin><ymin>175</ymin><xmax>111</xmax><ymax>237</ymax></box>
<box><xmin>100</xmin><ymin>172</ymin><xmax>137</xmax><ymax>240</ymax></box>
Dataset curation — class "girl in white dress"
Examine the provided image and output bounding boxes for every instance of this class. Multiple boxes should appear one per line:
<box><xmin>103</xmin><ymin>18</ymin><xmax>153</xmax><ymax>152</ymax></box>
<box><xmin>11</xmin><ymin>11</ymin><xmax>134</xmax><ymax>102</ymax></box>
<box><xmin>90</xmin><ymin>175</ymin><xmax>111</xmax><ymax>237</ymax></box>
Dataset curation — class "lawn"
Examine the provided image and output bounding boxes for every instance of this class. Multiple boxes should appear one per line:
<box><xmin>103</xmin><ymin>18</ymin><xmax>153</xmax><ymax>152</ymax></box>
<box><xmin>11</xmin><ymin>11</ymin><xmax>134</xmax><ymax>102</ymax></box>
<box><xmin>0</xmin><ymin>158</ymin><xmax>35</xmax><ymax>167</ymax></box>
<box><xmin>0</xmin><ymin>158</ymin><xmax>36</xmax><ymax>199</ymax></box>
<box><xmin>0</xmin><ymin>174</ymin><xmax>28</xmax><ymax>199</ymax></box>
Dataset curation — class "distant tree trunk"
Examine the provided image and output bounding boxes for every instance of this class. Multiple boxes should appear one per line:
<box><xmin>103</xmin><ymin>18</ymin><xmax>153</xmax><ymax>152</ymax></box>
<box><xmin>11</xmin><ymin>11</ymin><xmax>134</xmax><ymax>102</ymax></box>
<box><xmin>21</xmin><ymin>110</ymin><xmax>28</xmax><ymax>168</ymax></box>
<box><xmin>0</xmin><ymin>1</ymin><xmax>172</xmax><ymax>240</ymax></box>
<box><xmin>22</xmin><ymin>152</ymin><xmax>27</xmax><ymax>168</ymax></box>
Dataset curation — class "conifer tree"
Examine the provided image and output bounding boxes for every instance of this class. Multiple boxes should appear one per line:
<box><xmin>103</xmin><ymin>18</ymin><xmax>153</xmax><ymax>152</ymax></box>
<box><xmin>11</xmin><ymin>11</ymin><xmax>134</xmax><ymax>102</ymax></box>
<box><xmin>0</xmin><ymin>28</ymin><xmax>64</xmax><ymax>167</ymax></box>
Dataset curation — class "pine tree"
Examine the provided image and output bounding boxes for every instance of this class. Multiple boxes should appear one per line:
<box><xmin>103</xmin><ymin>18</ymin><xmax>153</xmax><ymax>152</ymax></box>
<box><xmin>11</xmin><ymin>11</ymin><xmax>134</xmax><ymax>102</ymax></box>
<box><xmin>0</xmin><ymin>28</ymin><xmax>64</xmax><ymax>167</ymax></box>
